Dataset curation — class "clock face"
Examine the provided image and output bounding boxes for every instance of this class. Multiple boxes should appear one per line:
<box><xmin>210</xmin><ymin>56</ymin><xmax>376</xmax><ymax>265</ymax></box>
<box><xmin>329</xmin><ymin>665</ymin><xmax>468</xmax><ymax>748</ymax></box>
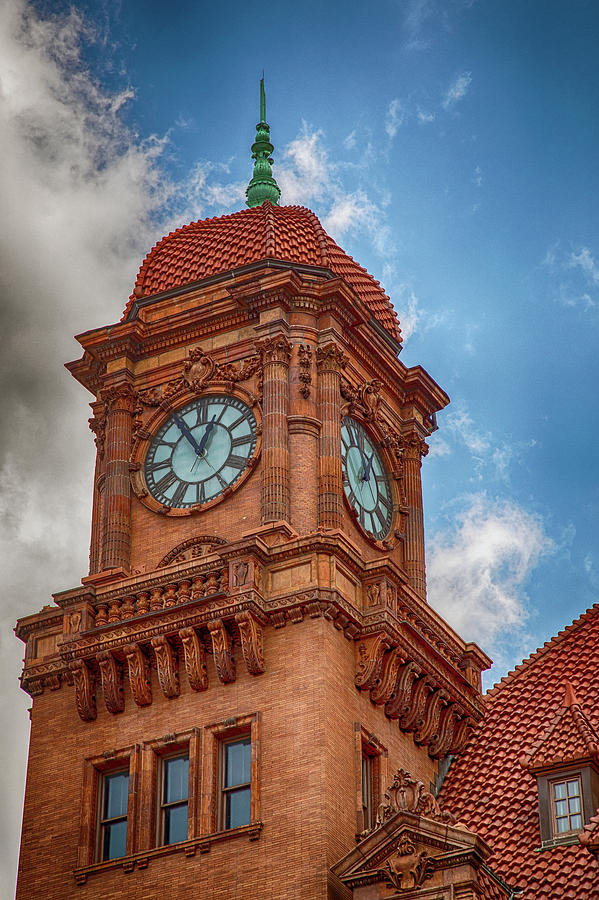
<box><xmin>341</xmin><ymin>416</ymin><xmax>393</xmax><ymax>540</ymax></box>
<box><xmin>144</xmin><ymin>395</ymin><xmax>257</xmax><ymax>509</ymax></box>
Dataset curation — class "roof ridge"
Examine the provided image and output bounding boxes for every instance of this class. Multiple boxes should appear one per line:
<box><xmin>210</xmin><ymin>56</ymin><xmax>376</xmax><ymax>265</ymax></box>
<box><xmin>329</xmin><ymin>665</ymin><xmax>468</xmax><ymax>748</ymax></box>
<box><xmin>485</xmin><ymin>603</ymin><xmax>599</xmax><ymax>699</ymax></box>
<box><xmin>519</xmin><ymin>684</ymin><xmax>599</xmax><ymax>770</ymax></box>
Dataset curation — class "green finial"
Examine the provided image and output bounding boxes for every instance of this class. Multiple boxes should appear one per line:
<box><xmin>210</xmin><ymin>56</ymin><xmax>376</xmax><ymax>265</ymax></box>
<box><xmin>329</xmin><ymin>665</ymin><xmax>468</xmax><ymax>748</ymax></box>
<box><xmin>246</xmin><ymin>76</ymin><xmax>281</xmax><ymax>208</ymax></box>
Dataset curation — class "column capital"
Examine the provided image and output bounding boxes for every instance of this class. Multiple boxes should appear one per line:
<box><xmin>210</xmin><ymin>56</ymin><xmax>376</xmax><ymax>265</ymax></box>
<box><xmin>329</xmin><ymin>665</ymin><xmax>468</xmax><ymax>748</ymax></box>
<box><xmin>101</xmin><ymin>382</ymin><xmax>137</xmax><ymax>414</ymax></box>
<box><xmin>316</xmin><ymin>341</ymin><xmax>348</xmax><ymax>373</ymax></box>
<box><xmin>255</xmin><ymin>334</ymin><xmax>292</xmax><ymax>365</ymax></box>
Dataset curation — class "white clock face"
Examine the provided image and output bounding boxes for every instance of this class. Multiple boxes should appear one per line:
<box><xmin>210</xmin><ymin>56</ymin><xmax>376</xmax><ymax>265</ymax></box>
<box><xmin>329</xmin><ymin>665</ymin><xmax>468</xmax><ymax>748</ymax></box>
<box><xmin>341</xmin><ymin>416</ymin><xmax>393</xmax><ymax>540</ymax></box>
<box><xmin>144</xmin><ymin>395</ymin><xmax>257</xmax><ymax>508</ymax></box>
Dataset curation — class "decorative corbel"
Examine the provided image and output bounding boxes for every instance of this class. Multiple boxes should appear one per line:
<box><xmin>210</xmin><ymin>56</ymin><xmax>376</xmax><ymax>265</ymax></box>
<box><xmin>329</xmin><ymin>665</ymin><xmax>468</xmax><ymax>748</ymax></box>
<box><xmin>355</xmin><ymin>633</ymin><xmax>392</xmax><ymax>691</ymax></box>
<box><xmin>297</xmin><ymin>344</ymin><xmax>313</xmax><ymax>398</ymax></box>
<box><xmin>97</xmin><ymin>650</ymin><xmax>125</xmax><ymax>714</ymax></box>
<box><xmin>151</xmin><ymin>636</ymin><xmax>180</xmax><ymax>699</ymax></box>
<box><xmin>450</xmin><ymin>716</ymin><xmax>475</xmax><ymax>755</ymax></box>
<box><xmin>179</xmin><ymin>627</ymin><xmax>208</xmax><ymax>692</ymax></box>
<box><xmin>429</xmin><ymin>704</ymin><xmax>459</xmax><ymax>760</ymax></box>
<box><xmin>370</xmin><ymin>647</ymin><xmax>405</xmax><ymax>705</ymax></box>
<box><xmin>384</xmin><ymin>661</ymin><xmax>421</xmax><ymax>719</ymax></box>
<box><xmin>399</xmin><ymin>676</ymin><xmax>435</xmax><ymax>733</ymax></box>
<box><xmin>123</xmin><ymin>643</ymin><xmax>152</xmax><ymax>707</ymax></box>
<box><xmin>235</xmin><ymin>611</ymin><xmax>265</xmax><ymax>676</ymax></box>
<box><xmin>207</xmin><ymin>619</ymin><xmax>236</xmax><ymax>684</ymax></box>
<box><xmin>69</xmin><ymin>659</ymin><xmax>96</xmax><ymax>722</ymax></box>
<box><xmin>414</xmin><ymin>689</ymin><xmax>448</xmax><ymax>747</ymax></box>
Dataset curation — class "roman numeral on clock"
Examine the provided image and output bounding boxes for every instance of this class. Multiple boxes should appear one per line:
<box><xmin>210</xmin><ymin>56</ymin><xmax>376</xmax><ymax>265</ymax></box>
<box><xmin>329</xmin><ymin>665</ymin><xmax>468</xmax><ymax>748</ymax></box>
<box><xmin>153</xmin><ymin>470</ymin><xmax>178</xmax><ymax>495</ymax></box>
<box><xmin>226</xmin><ymin>454</ymin><xmax>247</xmax><ymax>470</ymax></box>
<box><xmin>171</xmin><ymin>481</ymin><xmax>188</xmax><ymax>507</ymax></box>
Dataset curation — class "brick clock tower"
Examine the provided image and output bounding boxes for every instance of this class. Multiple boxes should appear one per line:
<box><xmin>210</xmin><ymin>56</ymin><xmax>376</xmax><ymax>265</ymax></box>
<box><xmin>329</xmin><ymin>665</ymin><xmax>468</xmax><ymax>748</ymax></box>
<box><xmin>15</xmin><ymin>84</ymin><xmax>504</xmax><ymax>899</ymax></box>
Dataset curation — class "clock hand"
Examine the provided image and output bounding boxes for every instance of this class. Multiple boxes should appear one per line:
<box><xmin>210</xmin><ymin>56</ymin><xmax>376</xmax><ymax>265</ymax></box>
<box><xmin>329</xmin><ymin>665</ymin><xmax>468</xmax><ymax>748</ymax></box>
<box><xmin>172</xmin><ymin>413</ymin><xmax>203</xmax><ymax>456</ymax></box>
<box><xmin>362</xmin><ymin>452</ymin><xmax>375</xmax><ymax>482</ymax></box>
<box><xmin>197</xmin><ymin>415</ymin><xmax>217</xmax><ymax>454</ymax></box>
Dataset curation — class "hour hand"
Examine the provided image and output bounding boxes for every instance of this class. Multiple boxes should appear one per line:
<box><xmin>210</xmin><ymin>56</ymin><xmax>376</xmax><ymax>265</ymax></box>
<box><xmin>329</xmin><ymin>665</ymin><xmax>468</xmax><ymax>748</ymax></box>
<box><xmin>362</xmin><ymin>452</ymin><xmax>375</xmax><ymax>482</ymax></box>
<box><xmin>172</xmin><ymin>413</ymin><xmax>203</xmax><ymax>455</ymax></box>
<box><xmin>197</xmin><ymin>415</ymin><xmax>217</xmax><ymax>454</ymax></box>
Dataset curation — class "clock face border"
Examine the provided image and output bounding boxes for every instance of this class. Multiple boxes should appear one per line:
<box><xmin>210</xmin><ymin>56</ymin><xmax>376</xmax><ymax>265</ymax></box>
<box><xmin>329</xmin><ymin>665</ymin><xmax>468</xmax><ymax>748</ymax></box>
<box><xmin>130</xmin><ymin>385</ymin><xmax>261</xmax><ymax>517</ymax></box>
<box><xmin>340</xmin><ymin>415</ymin><xmax>395</xmax><ymax>543</ymax></box>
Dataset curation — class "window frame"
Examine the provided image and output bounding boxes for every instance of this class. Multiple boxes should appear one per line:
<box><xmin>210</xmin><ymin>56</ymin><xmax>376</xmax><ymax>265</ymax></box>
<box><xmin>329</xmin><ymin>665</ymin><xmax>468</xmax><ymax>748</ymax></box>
<box><xmin>220</xmin><ymin>735</ymin><xmax>252</xmax><ymax>831</ymax></box>
<box><xmin>550</xmin><ymin>774</ymin><xmax>584</xmax><ymax>837</ymax></box>
<box><xmin>355</xmin><ymin>724</ymin><xmax>387</xmax><ymax>837</ymax></box>
<box><xmin>536</xmin><ymin>765</ymin><xmax>599</xmax><ymax>844</ymax></box>
<box><xmin>78</xmin><ymin>745</ymin><xmax>140</xmax><ymax>868</ymax></box>
<box><xmin>97</xmin><ymin>767</ymin><xmax>130</xmax><ymax>862</ymax></box>
<box><xmin>200</xmin><ymin>712</ymin><xmax>261</xmax><ymax>835</ymax></box>
<box><xmin>157</xmin><ymin>751</ymin><xmax>191</xmax><ymax>847</ymax></box>
<box><xmin>141</xmin><ymin>729</ymin><xmax>200</xmax><ymax>852</ymax></box>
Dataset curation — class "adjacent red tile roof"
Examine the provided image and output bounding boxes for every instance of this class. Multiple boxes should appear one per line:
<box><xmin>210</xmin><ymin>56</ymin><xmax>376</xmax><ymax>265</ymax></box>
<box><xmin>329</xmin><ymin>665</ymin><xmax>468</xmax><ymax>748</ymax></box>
<box><xmin>521</xmin><ymin>683</ymin><xmax>599</xmax><ymax>772</ymax></box>
<box><xmin>441</xmin><ymin>604</ymin><xmax>599</xmax><ymax>899</ymax></box>
<box><xmin>126</xmin><ymin>202</ymin><xmax>401</xmax><ymax>341</ymax></box>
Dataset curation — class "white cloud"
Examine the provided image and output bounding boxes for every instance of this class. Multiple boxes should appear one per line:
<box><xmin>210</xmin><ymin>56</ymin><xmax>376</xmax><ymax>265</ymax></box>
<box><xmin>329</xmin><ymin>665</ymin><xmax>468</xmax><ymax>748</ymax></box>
<box><xmin>541</xmin><ymin>241</ymin><xmax>599</xmax><ymax>311</ymax></box>
<box><xmin>385</xmin><ymin>98</ymin><xmax>406</xmax><ymax>139</ymax></box>
<box><xmin>446</xmin><ymin>404</ymin><xmax>491</xmax><ymax>457</ymax></box>
<box><xmin>427</xmin><ymin>494</ymin><xmax>553</xmax><ymax>663</ymax></box>
<box><xmin>473</xmin><ymin>165</ymin><xmax>483</xmax><ymax>187</ymax></box>
<box><xmin>442</xmin><ymin>71</ymin><xmax>472</xmax><ymax>109</ymax></box>
<box><xmin>417</xmin><ymin>108</ymin><xmax>435</xmax><ymax>124</ymax></box>
<box><xmin>569</xmin><ymin>246</ymin><xmax>599</xmax><ymax>284</ymax></box>
<box><xmin>343</xmin><ymin>129</ymin><xmax>357</xmax><ymax>150</ymax></box>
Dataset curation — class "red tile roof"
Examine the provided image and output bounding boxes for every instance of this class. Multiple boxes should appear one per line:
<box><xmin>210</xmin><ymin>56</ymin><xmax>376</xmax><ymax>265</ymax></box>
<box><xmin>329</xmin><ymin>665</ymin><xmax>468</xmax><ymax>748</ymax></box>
<box><xmin>521</xmin><ymin>683</ymin><xmax>599</xmax><ymax>772</ymax></box>
<box><xmin>125</xmin><ymin>202</ymin><xmax>401</xmax><ymax>341</ymax></box>
<box><xmin>440</xmin><ymin>604</ymin><xmax>599</xmax><ymax>899</ymax></box>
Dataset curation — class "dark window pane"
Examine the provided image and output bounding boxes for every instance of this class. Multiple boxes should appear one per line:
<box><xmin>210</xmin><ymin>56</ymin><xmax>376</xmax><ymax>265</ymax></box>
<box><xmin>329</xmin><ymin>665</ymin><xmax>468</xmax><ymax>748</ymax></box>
<box><xmin>571</xmin><ymin>814</ymin><xmax>582</xmax><ymax>830</ymax></box>
<box><xmin>164</xmin><ymin>803</ymin><xmax>188</xmax><ymax>844</ymax></box>
<box><xmin>555</xmin><ymin>799</ymin><xmax>568</xmax><ymax>817</ymax></box>
<box><xmin>556</xmin><ymin>816</ymin><xmax>570</xmax><ymax>833</ymax></box>
<box><xmin>225</xmin><ymin>739</ymin><xmax>251</xmax><ymax>788</ymax></box>
<box><xmin>567</xmin><ymin>780</ymin><xmax>580</xmax><ymax>798</ymax></box>
<box><xmin>103</xmin><ymin>819</ymin><xmax>127</xmax><ymax>860</ymax></box>
<box><xmin>225</xmin><ymin>786</ymin><xmax>250</xmax><ymax>829</ymax></box>
<box><xmin>104</xmin><ymin>772</ymin><xmax>129</xmax><ymax>819</ymax></box>
<box><xmin>569</xmin><ymin>797</ymin><xmax>581</xmax><ymax>814</ymax></box>
<box><xmin>164</xmin><ymin>755</ymin><xmax>189</xmax><ymax>804</ymax></box>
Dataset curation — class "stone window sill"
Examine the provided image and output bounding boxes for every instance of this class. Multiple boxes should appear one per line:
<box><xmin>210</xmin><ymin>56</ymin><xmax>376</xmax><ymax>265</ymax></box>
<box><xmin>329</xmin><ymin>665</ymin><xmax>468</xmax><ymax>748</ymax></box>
<box><xmin>73</xmin><ymin>822</ymin><xmax>263</xmax><ymax>884</ymax></box>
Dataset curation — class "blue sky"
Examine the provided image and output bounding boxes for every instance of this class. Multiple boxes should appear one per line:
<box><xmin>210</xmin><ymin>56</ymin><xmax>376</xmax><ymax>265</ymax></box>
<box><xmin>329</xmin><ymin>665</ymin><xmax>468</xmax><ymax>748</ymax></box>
<box><xmin>1</xmin><ymin>0</ymin><xmax>599</xmax><ymax>892</ymax></box>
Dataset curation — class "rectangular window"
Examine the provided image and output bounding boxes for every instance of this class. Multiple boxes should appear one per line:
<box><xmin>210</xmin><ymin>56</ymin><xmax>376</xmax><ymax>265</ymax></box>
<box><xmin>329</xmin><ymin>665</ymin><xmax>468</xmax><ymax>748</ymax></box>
<box><xmin>99</xmin><ymin>770</ymin><xmax>129</xmax><ymax>861</ymax></box>
<box><xmin>222</xmin><ymin>737</ymin><xmax>251</xmax><ymax>830</ymax></box>
<box><xmin>552</xmin><ymin>777</ymin><xmax>583</xmax><ymax>834</ymax></box>
<box><xmin>160</xmin><ymin>754</ymin><xmax>189</xmax><ymax>845</ymax></box>
<box><xmin>362</xmin><ymin>754</ymin><xmax>373</xmax><ymax>831</ymax></box>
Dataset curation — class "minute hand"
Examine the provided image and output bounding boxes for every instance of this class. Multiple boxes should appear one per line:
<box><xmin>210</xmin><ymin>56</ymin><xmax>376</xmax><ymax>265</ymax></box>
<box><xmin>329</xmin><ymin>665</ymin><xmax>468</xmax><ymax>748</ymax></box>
<box><xmin>172</xmin><ymin>413</ymin><xmax>203</xmax><ymax>455</ymax></box>
<box><xmin>197</xmin><ymin>415</ymin><xmax>217</xmax><ymax>454</ymax></box>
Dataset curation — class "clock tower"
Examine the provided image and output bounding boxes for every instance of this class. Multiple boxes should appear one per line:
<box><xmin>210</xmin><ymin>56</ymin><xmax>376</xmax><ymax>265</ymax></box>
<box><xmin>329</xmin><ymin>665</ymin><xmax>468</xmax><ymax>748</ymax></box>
<box><xmin>15</xmin><ymin>84</ymin><xmax>500</xmax><ymax>900</ymax></box>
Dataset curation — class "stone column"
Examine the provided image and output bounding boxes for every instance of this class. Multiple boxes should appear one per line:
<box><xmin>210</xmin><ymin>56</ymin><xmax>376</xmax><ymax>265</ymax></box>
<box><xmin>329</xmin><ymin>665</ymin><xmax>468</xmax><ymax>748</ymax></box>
<box><xmin>257</xmin><ymin>335</ymin><xmax>292</xmax><ymax>524</ymax></box>
<box><xmin>87</xmin><ymin>402</ymin><xmax>106</xmax><ymax>575</ymax></box>
<box><xmin>101</xmin><ymin>383</ymin><xmax>136</xmax><ymax>571</ymax></box>
<box><xmin>288</xmin><ymin>338</ymin><xmax>320</xmax><ymax>534</ymax></box>
<box><xmin>317</xmin><ymin>342</ymin><xmax>347</xmax><ymax>530</ymax></box>
<box><xmin>401</xmin><ymin>429</ymin><xmax>429</xmax><ymax>598</ymax></box>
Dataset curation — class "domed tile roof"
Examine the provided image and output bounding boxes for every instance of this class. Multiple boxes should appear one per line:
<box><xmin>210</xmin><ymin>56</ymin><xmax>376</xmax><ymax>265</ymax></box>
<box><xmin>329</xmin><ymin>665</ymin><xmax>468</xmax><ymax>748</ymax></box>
<box><xmin>127</xmin><ymin>202</ymin><xmax>401</xmax><ymax>341</ymax></box>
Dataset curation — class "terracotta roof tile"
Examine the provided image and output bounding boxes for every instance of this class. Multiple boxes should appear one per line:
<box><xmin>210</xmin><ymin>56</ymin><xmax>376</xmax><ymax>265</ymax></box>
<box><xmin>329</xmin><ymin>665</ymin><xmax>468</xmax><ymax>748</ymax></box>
<box><xmin>124</xmin><ymin>203</ymin><xmax>401</xmax><ymax>340</ymax></box>
<box><xmin>441</xmin><ymin>604</ymin><xmax>599</xmax><ymax>898</ymax></box>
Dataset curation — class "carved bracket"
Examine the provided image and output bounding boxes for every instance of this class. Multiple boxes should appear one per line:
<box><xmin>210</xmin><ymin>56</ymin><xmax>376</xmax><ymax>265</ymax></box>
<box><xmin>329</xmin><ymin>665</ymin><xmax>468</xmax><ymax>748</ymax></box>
<box><xmin>179</xmin><ymin>627</ymin><xmax>208</xmax><ymax>692</ymax></box>
<box><xmin>97</xmin><ymin>650</ymin><xmax>125</xmax><ymax>714</ymax></box>
<box><xmin>376</xmin><ymin>768</ymin><xmax>455</xmax><ymax>826</ymax></box>
<box><xmin>151</xmin><ymin>636</ymin><xmax>180</xmax><ymax>699</ymax></box>
<box><xmin>207</xmin><ymin>619</ymin><xmax>236</xmax><ymax>684</ymax></box>
<box><xmin>399</xmin><ymin>676</ymin><xmax>435</xmax><ymax>733</ymax></box>
<box><xmin>235</xmin><ymin>611</ymin><xmax>265</xmax><ymax>676</ymax></box>
<box><xmin>123</xmin><ymin>643</ymin><xmax>152</xmax><ymax>707</ymax></box>
<box><xmin>355</xmin><ymin>633</ymin><xmax>392</xmax><ymax>691</ymax></box>
<box><xmin>370</xmin><ymin>647</ymin><xmax>405</xmax><ymax>705</ymax></box>
<box><xmin>385</xmin><ymin>661</ymin><xmax>421</xmax><ymax>720</ymax></box>
<box><xmin>69</xmin><ymin>659</ymin><xmax>96</xmax><ymax>722</ymax></box>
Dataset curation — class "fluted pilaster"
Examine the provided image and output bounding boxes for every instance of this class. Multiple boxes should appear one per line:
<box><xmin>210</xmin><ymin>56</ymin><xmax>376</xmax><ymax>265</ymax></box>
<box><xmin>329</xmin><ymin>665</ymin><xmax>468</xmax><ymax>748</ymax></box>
<box><xmin>101</xmin><ymin>384</ymin><xmax>136</xmax><ymax>571</ymax></box>
<box><xmin>257</xmin><ymin>335</ymin><xmax>291</xmax><ymax>523</ymax></box>
<box><xmin>317</xmin><ymin>342</ymin><xmax>347</xmax><ymax>530</ymax></box>
<box><xmin>402</xmin><ymin>429</ymin><xmax>429</xmax><ymax>598</ymax></box>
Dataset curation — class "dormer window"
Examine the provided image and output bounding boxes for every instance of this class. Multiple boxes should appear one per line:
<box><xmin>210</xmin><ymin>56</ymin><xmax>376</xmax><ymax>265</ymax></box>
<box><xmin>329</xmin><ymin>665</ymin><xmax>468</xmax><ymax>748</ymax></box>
<box><xmin>551</xmin><ymin>776</ymin><xmax>583</xmax><ymax>835</ymax></box>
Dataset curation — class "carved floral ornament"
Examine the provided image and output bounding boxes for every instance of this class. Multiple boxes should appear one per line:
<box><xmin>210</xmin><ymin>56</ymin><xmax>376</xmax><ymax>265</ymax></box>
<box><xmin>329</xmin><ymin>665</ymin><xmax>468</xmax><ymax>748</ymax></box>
<box><xmin>382</xmin><ymin>835</ymin><xmax>434</xmax><ymax>892</ymax></box>
<box><xmin>376</xmin><ymin>768</ymin><xmax>455</xmax><ymax>826</ymax></box>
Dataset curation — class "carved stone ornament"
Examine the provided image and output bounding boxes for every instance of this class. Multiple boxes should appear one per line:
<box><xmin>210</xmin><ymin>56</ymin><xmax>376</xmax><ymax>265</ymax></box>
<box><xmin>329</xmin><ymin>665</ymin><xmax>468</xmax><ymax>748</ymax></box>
<box><xmin>88</xmin><ymin>414</ymin><xmax>106</xmax><ymax>457</ymax></box>
<box><xmin>101</xmin><ymin>382</ymin><xmax>137</xmax><ymax>413</ymax></box>
<box><xmin>123</xmin><ymin>643</ymin><xmax>152</xmax><ymax>707</ymax></box>
<box><xmin>376</xmin><ymin>768</ymin><xmax>455</xmax><ymax>826</ymax></box>
<box><xmin>179</xmin><ymin>627</ymin><xmax>208</xmax><ymax>692</ymax></box>
<box><xmin>355</xmin><ymin>633</ymin><xmax>393</xmax><ymax>691</ymax></box>
<box><xmin>69</xmin><ymin>659</ymin><xmax>96</xmax><ymax>722</ymax></box>
<box><xmin>151</xmin><ymin>635</ymin><xmax>180</xmax><ymax>699</ymax></box>
<box><xmin>207</xmin><ymin>619</ymin><xmax>236</xmax><ymax>684</ymax></box>
<box><xmin>235</xmin><ymin>611</ymin><xmax>265</xmax><ymax>675</ymax></box>
<box><xmin>385</xmin><ymin>662</ymin><xmax>421</xmax><ymax>720</ymax></box>
<box><xmin>232</xmin><ymin>560</ymin><xmax>249</xmax><ymax>587</ymax></box>
<box><xmin>341</xmin><ymin>378</ymin><xmax>382</xmax><ymax>421</ymax></box>
<box><xmin>157</xmin><ymin>535</ymin><xmax>228</xmax><ymax>568</ymax></box>
<box><xmin>256</xmin><ymin>334</ymin><xmax>292</xmax><ymax>365</ymax></box>
<box><xmin>316</xmin><ymin>342</ymin><xmax>347</xmax><ymax>372</ymax></box>
<box><xmin>183</xmin><ymin>347</ymin><xmax>217</xmax><ymax>391</ymax></box>
<box><xmin>297</xmin><ymin>344</ymin><xmax>313</xmax><ymax>398</ymax></box>
<box><xmin>381</xmin><ymin>835</ymin><xmax>434</xmax><ymax>892</ymax></box>
<box><xmin>370</xmin><ymin>647</ymin><xmax>405</xmax><ymax>705</ymax></box>
<box><xmin>97</xmin><ymin>650</ymin><xmax>125</xmax><ymax>714</ymax></box>
<box><xmin>400</xmin><ymin>429</ymin><xmax>429</xmax><ymax>460</ymax></box>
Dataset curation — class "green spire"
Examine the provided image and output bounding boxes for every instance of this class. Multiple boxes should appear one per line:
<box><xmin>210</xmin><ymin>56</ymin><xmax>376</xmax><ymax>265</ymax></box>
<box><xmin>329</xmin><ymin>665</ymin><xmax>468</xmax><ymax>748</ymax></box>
<box><xmin>246</xmin><ymin>76</ymin><xmax>281</xmax><ymax>208</ymax></box>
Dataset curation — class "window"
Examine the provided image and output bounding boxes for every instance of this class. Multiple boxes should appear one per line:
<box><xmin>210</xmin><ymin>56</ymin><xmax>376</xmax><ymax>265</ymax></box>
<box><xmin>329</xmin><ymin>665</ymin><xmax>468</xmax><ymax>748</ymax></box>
<box><xmin>99</xmin><ymin>770</ymin><xmax>129</xmax><ymax>861</ymax></box>
<box><xmin>355</xmin><ymin>725</ymin><xmax>387</xmax><ymax>837</ymax></box>
<box><xmin>362</xmin><ymin>753</ymin><xmax>374</xmax><ymax>831</ymax></box>
<box><xmin>552</xmin><ymin>777</ymin><xmax>583</xmax><ymax>835</ymax></box>
<box><xmin>222</xmin><ymin>737</ymin><xmax>251</xmax><ymax>830</ymax></box>
<box><xmin>159</xmin><ymin>754</ymin><xmax>190</xmax><ymax>845</ymax></box>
